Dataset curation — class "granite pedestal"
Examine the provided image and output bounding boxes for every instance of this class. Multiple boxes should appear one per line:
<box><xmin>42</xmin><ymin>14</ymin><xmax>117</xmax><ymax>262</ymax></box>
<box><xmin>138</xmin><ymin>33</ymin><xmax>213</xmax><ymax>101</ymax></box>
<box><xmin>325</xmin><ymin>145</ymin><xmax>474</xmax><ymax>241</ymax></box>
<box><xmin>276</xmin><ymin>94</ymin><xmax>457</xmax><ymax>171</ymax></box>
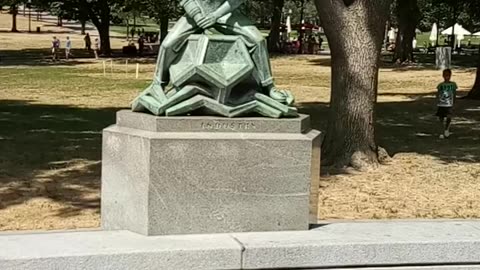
<box><xmin>101</xmin><ymin>110</ymin><xmax>321</xmax><ymax>236</ymax></box>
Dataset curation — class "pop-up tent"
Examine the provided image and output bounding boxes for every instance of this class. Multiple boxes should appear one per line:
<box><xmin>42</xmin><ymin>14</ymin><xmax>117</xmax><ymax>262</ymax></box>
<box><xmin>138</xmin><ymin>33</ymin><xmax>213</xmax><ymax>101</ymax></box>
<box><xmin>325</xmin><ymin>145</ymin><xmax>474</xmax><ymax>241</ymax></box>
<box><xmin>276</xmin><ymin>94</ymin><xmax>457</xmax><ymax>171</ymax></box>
<box><xmin>441</xmin><ymin>24</ymin><xmax>472</xmax><ymax>48</ymax></box>
<box><xmin>441</xmin><ymin>24</ymin><xmax>471</xmax><ymax>36</ymax></box>
<box><xmin>430</xmin><ymin>23</ymin><xmax>438</xmax><ymax>46</ymax></box>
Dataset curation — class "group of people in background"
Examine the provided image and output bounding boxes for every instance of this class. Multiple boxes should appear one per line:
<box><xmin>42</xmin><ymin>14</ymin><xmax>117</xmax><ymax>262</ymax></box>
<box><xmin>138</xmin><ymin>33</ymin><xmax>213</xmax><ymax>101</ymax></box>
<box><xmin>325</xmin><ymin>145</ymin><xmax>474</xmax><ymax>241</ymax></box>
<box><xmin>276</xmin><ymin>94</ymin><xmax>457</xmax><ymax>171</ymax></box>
<box><xmin>51</xmin><ymin>36</ymin><xmax>72</xmax><ymax>61</ymax></box>
<box><xmin>52</xmin><ymin>28</ymin><xmax>323</xmax><ymax>61</ymax></box>
<box><xmin>128</xmin><ymin>28</ymin><xmax>159</xmax><ymax>57</ymax></box>
<box><xmin>279</xmin><ymin>32</ymin><xmax>324</xmax><ymax>55</ymax></box>
<box><xmin>51</xmin><ymin>33</ymin><xmax>100</xmax><ymax>61</ymax></box>
<box><xmin>84</xmin><ymin>33</ymin><xmax>100</xmax><ymax>59</ymax></box>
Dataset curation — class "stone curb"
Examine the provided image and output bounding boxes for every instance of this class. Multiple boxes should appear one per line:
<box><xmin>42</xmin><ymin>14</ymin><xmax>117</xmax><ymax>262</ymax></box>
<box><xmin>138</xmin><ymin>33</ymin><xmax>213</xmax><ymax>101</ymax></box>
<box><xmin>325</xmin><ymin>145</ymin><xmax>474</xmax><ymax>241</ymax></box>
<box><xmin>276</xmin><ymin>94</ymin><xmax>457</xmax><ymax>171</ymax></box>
<box><xmin>1</xmin><ymin>221</ymin><xmax>480</xmax><ymax>270</ymax></box>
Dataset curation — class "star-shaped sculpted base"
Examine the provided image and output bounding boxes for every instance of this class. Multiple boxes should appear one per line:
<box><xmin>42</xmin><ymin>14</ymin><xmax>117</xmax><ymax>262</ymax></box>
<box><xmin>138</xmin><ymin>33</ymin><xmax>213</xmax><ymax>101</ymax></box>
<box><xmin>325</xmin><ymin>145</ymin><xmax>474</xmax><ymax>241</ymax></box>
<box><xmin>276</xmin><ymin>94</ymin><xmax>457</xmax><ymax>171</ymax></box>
<box><xmin>132</xmin><ymin>34</ymin><xmax>298</xmax><ymax>118</ymax></box>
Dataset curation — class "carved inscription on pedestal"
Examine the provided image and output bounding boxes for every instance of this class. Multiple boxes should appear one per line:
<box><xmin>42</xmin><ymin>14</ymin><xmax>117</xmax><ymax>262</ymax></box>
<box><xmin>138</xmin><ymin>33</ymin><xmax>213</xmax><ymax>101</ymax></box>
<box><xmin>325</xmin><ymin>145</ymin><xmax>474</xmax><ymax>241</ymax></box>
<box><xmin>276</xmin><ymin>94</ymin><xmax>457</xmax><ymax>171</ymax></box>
<box><xmin>200</xmin><ymin>121</ymin><xmax>257</xmax><ymax>131</ymax></box>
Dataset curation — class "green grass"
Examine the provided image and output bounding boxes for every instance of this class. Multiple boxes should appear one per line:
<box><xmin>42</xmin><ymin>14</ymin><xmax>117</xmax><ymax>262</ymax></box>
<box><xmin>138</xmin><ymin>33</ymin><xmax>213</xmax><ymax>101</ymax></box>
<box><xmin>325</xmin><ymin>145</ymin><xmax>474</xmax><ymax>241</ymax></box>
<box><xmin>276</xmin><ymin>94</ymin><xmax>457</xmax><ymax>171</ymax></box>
<box><xmin>0</xmin><ymin>67</ymin><xmax>149</xmax><ymax>96</ymax></box>
<box><xmin>416</xmin><ymin>33</ymin><xmax>480</xmax><ymax>48</ymax></box>
<box><xmin>1</xmin><ymin>59</ymin><xmax>480</xmax><ymax>229</ymax></box>
<box><xmin>111</xmin><ymin>24</ymin><xmax>160</xmax><ymax>36</ymax></box>
<box><xmin>110</xmin><ymin>17</ymin><xmax>160</xmax><ymax>36</ymax></box>
<box><xmin>0</xmin><ymin>66</ymin><xmax>150</xmax><ymax>177</ymax></box>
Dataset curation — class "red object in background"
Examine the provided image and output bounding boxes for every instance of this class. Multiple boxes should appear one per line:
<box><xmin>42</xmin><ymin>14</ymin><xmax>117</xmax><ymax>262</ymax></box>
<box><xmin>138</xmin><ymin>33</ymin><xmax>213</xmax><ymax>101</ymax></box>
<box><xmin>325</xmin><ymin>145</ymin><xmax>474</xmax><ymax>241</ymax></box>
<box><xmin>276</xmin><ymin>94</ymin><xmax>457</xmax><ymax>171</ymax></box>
<box><xmin>293</xmin><ymin>23</ymin><xmax>320</xmax><ymax>31</ymax></box>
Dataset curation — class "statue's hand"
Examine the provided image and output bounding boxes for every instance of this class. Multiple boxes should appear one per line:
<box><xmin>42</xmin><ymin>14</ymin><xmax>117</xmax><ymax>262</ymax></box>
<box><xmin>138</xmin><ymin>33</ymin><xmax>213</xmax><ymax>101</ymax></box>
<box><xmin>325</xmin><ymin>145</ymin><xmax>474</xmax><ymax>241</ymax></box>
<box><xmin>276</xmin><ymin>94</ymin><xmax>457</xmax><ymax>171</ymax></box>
<box><xmin>197</xmin><ymin>14</ymin><xmax>218</xmax><ymax>29</ymax></box>
<box><xmin>269</xmin><ymin>87</ymin><xmax>295</xmax><ymax>106</ymax></box>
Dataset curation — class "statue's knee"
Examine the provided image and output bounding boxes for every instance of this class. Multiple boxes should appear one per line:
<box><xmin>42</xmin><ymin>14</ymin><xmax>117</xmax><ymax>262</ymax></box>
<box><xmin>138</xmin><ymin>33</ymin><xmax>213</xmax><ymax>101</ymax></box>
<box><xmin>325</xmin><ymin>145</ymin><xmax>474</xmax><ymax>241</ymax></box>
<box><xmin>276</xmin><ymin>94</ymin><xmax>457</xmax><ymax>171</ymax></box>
<box><xmin>245</xmin><ymin>31</ymin><xmax>266</xmax><ymax>46</ymax></box>
<box><xmin>256</xmin><ymin>37</ymin><xmax>267</xmax><ymax>46</ymax></box>
<box><xmin>252</xmin><ymin>35</ymin><xmax>265</xmax><ymax>44</ymax></box>
<box><xmin>160</xmin><ymin>38</ymin><xmax>175</xmax><ymax>50</ymax></box>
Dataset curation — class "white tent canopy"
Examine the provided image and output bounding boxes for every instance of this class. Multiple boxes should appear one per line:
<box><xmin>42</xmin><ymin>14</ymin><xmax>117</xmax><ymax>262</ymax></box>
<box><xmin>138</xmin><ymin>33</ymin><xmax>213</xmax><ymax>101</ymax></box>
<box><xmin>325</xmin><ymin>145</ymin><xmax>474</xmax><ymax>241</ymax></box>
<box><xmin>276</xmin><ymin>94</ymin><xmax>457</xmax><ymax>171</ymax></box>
<box><xmin>429</xmin><ymin>23</ymin><xmax>438</xmax><ymax>45</ymax></box>
<box><xmin>286</xmin><ymin>16</ymin><xmax>292</xmax><ymax>34</ymax></box>
<box><xmin>441</xmin><ymin>24</ymin><xmax>471</xmax><ymax>36</ymax></box>
<box><xmin>388</xmin><ymin>27</ymin><xmax>396</xmax><ymax>42</ymax></box>
<box><xmin>473</xmin><ymin>31</ymin><xmax>480</xmax><ymax>36</ymax></box>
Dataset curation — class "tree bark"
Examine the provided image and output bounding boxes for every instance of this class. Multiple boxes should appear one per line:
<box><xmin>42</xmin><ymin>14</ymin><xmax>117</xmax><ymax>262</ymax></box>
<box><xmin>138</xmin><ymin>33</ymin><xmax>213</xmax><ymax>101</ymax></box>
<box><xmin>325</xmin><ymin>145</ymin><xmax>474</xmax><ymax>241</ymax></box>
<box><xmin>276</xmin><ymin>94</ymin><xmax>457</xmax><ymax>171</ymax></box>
<box><xmin>268</xmin><ymin>0</ymin><xmax>285</xmax><ymax>52</ymax></box>
<box><xmin>393</xmin><ymin>0</ymin><xmax>420</xmax><ymax>63</ymax></box>
<box><xmin>10</xmin><ymin>5</ymin><xmax>18</xmax><ymax>32</ymax></box>
<box><xmin>314</xmin><ymin>0</ymin><xmax>391</xmax><ymax>169</ymax></box>
<box><xmin>80</xmin><ymin>20</ymin><xmax>86</xmax><ymax>35</ymax></box>
<box><xmin>126</xmin><ymin>18</ymin><xmax>130</xmax><ymax>39</ymax></box>
<box><xmin>450</xmin><ymin>3</ymin><xmax>458</xmax><ymax>50</ymax></box>
<box><xmin>467</xmin><ymin>46</ymin><xmax>480</xmax><ymax>100</ymax></box>
<box><xmin>299</xmin><ymin>0</ymin><xmax>305</xmax><ymax>23</ymax></box>
<box><xmin>98</xmin><ymin>23</ymin><xmax>111</xmax><ymax>56</ymax></box>
<box><xmin>159</xmin><ymin>15</ymin><xmax>169</xmax><ymax>44</ymax></box>
<box><xmin>88</xmin><ymin>4</ymin><xmax>112</xmax><ymax>56</ymax></box>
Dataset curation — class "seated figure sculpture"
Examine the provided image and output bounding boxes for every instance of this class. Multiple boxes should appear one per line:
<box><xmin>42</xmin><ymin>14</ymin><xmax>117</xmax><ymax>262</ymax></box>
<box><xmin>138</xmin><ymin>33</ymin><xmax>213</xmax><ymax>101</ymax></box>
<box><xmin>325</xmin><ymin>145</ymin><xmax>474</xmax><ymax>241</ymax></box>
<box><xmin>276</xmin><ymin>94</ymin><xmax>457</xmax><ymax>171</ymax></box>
<box><xmin>132</xmin><ymin>0</ymin><xmax>297</xmax><ymax>118</ymax></box>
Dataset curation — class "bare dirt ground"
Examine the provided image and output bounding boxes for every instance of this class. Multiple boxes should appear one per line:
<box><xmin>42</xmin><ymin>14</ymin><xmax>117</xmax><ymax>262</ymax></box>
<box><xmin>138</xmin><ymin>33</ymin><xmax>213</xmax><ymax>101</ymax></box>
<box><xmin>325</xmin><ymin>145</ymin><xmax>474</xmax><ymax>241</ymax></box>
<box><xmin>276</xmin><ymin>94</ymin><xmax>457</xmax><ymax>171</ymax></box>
<box><xmin>1</xmin><ymin>14</ymin><xmax>479</xmax><ymax>231</ymax></box>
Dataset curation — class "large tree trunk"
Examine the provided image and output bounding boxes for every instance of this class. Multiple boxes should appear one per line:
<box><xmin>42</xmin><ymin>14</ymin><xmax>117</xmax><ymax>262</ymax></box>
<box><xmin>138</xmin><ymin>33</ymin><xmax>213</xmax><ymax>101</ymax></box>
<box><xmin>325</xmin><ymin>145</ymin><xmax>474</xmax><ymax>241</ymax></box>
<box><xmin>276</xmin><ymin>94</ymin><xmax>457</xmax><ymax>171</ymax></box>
<box><xmin>268</xmin><ymin>0</ymin><xmax>285</xmax><ymax>52</ymax></box>
<box><xmin>467</xmin><ymin>46</ymin><xmax>480</xmax><ymax>100</ymax></box>
<box><xmin>98</xmin><ymin>23</ymin><xmax>111</xmax><ymax>56</ymax></box>
<box><xmin>314</xmin><ymin>0</ymin><xmax>391</xmax><ymax>169</ymax></box>
<box><xmin>450</xmin><ymin>4</ymin><xmax>458</xmax><ymax>50</ymax></box>
<box><xmin>159</xmin><ymin>15</ymin><xmax>169</xmax><ymax>44</ymax></box>
<box><xmin>393</xmin><ymin>0</ymin><xmax>420</xmax><ymax>63</ymax></box>
<box><xmin>10</xmin><ymin>5</ymin><xmax>18</xmax><ymax>32</ymax></box>
<box><xmin>88</xmin><ymin>2</ymin><xmax>112</xmax><ymax>56</ymax></box>
<box><xmin>299</xmin><ymin>0</ymin><xmax>305</xmax><ymax>22</ymax></box>
<box><xmin>80</xmin><ymin>20</ymin><xmax>86</xmax><ymax>35</ymax></box>
<box><xmin>126</xmin><ymin>18</ymin><xmax>130</xmax><ymax>39</ymax></box>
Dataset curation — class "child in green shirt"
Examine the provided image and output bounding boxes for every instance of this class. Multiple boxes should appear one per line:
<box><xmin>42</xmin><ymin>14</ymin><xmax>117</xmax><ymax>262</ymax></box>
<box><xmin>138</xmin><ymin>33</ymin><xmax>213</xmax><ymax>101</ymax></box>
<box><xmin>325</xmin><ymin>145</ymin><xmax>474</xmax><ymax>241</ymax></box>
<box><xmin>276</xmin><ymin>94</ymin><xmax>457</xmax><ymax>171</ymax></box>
<box><xmin>436</xmin><ymin>69</ymin><xmax>457</xmax><ymax>139</ymax></box>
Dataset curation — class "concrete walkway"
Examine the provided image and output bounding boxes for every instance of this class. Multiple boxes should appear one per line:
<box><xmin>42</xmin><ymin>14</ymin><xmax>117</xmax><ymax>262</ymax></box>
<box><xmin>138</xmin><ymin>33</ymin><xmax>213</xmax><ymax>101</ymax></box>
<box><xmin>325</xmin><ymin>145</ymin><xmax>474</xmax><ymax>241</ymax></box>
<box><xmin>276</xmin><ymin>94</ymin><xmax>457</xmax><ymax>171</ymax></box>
<box><xmin>1</xmin><ymin>221</ymin><xmax>480</xmax><ymax>269</ymax></box>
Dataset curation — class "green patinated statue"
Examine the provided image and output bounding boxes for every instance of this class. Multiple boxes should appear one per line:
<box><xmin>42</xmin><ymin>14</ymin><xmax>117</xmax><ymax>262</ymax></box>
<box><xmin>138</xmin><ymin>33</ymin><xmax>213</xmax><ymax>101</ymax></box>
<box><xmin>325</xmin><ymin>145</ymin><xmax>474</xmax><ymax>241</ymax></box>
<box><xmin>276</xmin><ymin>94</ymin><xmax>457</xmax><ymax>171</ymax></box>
<box><xmin>132</xmin><ymin>0</ymin><xmax>297</xmax><ymax>118</ymax></box>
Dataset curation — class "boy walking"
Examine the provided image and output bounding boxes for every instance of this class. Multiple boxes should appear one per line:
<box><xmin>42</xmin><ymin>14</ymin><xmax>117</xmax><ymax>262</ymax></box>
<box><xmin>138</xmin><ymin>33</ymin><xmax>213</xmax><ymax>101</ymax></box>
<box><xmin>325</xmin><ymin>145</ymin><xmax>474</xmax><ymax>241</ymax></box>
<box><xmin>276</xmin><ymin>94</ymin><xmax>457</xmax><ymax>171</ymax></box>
<box><xmin>65</xmin><ymin>36</ymin><xmax>72</xmax><ymax>60</ymax></box>
<box><xmin>436</xmin><ymin>69</ymin><xmax>457</xmax><ymax>139</ymax></box>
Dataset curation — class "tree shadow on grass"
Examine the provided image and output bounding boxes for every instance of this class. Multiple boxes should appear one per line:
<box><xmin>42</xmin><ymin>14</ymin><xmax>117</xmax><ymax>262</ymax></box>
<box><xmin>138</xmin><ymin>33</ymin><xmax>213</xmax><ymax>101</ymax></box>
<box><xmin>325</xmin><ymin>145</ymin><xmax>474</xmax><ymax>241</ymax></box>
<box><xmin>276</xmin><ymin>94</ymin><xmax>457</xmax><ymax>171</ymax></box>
<box><xmin>1</xmin><ymin>94</ymin><xmax>478</xmax><ymax>218</ymax></box>
<box><xmin>0</xmin><ymin>48</ymin><xmax>101</xmax><ymax>67</ymax></box>
<box><xmin>0</xmin><ymin>29</ymin><xmax>73</xmax><ymax>34</ymax></box>
<box><xmin>299</xmin><ymin>92</ymin><xmax>480</xmax><ymax>164</ymax></box>
<box><xmin>0</xmin><ymin>99</ymin><xmax>124</xmax><ymax>217</ymax></box>
<box><xmin>307</xmin><ymin>53</ymin><xmax>479</xmax><ymax>71</ymax></box>
<box><xmin>0</xmin><ymin>48</ymin><xmax>157</xmax><ymax>66</ymax></box>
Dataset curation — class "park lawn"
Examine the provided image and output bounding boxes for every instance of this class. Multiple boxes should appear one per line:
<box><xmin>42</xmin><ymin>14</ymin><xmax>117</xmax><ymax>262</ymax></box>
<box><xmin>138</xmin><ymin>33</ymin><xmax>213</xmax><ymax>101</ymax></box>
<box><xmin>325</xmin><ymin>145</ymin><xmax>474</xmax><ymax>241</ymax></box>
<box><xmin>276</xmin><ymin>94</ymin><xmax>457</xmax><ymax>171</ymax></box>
<box><xmin>416</xmin><ymin>33</ymin><xmax>480</xmax><ymax>47</ymax></box>
<box><xmin>1</xmin><ymin>56</ymin><xmax>479</xmax><ymax>231</ymax></box>
<box><xmin>0</xmin><ymin>14</ymin><xmax>479</xmax><ymax>230</ymax></box>
<box><xmin>110</xmin><ymin>24</ymin><xmax>160</xmax><ymax>37</ymax></box>
<box><xmin>0</xmin><ymin>65</ymin><xmax>150</xmax><ymax>230</ymax></box>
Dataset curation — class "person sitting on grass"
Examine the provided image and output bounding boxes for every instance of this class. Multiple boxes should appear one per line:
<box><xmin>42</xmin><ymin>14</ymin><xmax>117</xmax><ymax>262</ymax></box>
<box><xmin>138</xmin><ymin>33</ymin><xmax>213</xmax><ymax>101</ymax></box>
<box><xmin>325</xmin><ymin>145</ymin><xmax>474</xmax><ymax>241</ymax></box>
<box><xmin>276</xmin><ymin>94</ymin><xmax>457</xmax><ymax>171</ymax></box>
<box><xmin>436</xmin><ymin>69</ymin><xmax>458</xmax><ymax>139</ymax></box>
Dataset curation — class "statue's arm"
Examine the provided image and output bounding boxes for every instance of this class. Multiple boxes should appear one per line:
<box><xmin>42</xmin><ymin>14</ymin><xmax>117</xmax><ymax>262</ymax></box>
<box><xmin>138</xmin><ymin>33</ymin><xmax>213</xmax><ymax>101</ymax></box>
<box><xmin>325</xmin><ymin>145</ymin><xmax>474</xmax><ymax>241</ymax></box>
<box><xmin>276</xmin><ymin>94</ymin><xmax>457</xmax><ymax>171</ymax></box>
<box><xmin>181</xmin><ymin>0</ymin><xmax>203</xmax><ymax>21</ymax></box>
<box><xmin>212</xmin><ymin>0</ymin><xmax>246</xmax><ymax>19</ymax></box>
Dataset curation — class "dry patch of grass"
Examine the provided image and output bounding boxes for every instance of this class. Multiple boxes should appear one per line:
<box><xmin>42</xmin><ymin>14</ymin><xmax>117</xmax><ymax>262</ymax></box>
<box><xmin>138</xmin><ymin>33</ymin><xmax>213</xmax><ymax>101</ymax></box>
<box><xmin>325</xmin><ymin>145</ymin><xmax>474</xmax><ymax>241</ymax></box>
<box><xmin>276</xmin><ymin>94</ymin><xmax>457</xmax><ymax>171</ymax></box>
<box><xmin>319</xmin><ymin>155</ymin><xmax>480</xmax><ymax>219</ymax></box>
<box><xmin>1</xmin><ymin>51</ymin><xmax>480</xmax><ymax>230</ymax></box>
